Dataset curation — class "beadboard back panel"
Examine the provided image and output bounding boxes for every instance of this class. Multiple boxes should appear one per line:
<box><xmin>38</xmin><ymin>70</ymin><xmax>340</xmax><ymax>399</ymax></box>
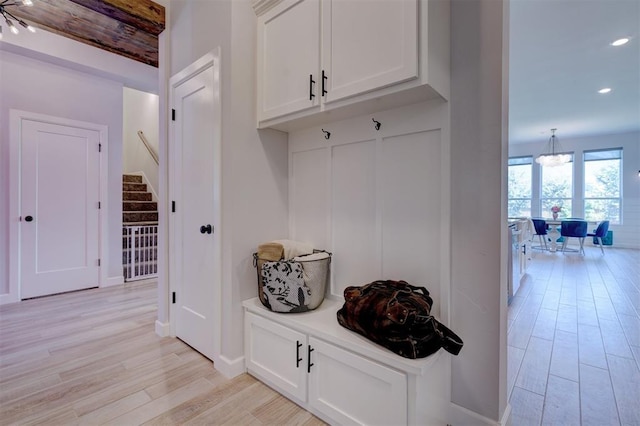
<box><xmin>291</xmin><ymin>148</ymin><xmax>330</xmax><ymax>249</ymax></box>
<box><xmin>289</xmin><ymin>100</ymin><xmax>448</xmax><ymax>314</ymax></box>
<box><xmin>332</xmin><ymin>140</ymin><xmax>378</xmax><ymax>289</ymax></box>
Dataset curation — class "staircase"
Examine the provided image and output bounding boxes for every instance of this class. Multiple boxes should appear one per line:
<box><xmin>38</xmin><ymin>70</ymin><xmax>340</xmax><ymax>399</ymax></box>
<box><xmin>123</xmin><ymin>174</ymin><xmax>158</xmax><ymax>224</ymax></box>
<box><xmin>122</xmin><ymin>174</ymin><xmax>158</xmax><ymax>281</ymax></box>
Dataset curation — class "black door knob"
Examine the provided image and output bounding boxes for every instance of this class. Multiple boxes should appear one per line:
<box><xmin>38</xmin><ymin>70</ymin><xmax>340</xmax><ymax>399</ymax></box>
<box><xmin>25</xmin><ymin>215</ymin><xmax>33</xmax><ymax>222</ymax></box>
<box><xmin>200</xmin><ymin>224</ymin><xmax>212</xmax><ymax>234</ymax></box>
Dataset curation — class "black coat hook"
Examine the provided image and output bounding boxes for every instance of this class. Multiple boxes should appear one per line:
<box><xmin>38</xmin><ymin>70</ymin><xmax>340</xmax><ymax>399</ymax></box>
<box><xmin>322</xmin><ymin>129</ymin><xmax>331</xmax><ymax>139</ymax></box>
<box><xmin>372</xmin><ymin>118</ymin><xmax>381</xmax><ymax>131</ymax></box>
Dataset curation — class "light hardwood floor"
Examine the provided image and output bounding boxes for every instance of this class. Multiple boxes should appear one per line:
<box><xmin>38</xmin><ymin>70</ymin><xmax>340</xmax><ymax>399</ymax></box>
<box><xmin>2</xmin><ymin>247</ymin><xmax>638</xmax><ymax>425</ymax></box>
<box><xmin>0</xmin><ymin>281</ymin><xmax>326</xmax><ymax>425</ymax></box>
<box><xmin>508</xmin><ymin>246</ymin><xmax>640</xmax><ymax>425</ymax></box>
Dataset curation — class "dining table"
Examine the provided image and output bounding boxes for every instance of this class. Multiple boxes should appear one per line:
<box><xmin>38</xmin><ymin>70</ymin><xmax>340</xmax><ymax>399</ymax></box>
<box><xmin>544</xmin><ymin>219</ymin><xmax>563</xmax><ymax>252</ymax></box>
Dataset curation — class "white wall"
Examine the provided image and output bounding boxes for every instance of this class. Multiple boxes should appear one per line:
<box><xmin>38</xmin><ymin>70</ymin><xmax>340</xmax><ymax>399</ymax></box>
<box><xmin>509</xmin><ymin>131</ymin><xmax>640</xmax><ymax>249</ymax></box>
<box><xmin>0</xmin><ymin>49</ymin><xmax>125</xmax><ymax>294</ymax></box>
<box><xmin>123</xmin><ymin>87</ymin><xmax>160</xmax><ymax>194</ymax></box>
<box><xmin>228</xmin><ymin>0</ymin><xmax>290</xmax><ymax>364</ymax></box>
<box><xmin>166</xmin><ymin>0</ymin><xmax>289</xmax><ymax>372</ymax></box>
<box><xmin>450</xmin><ymin>0</ymin><xmax>508</xmax><ymax>422</ymax></box>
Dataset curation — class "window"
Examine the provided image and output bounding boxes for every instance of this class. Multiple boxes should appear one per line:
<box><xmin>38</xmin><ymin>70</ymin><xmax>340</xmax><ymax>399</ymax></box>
<box><xmin>584</xmin><ymin>148</ymin><xmax>622</xmax><ymax>224</ymax></box>
<box><xmin>508</xmin><ymin>156</ymin><xmax>532</xmax><ymax>217</ymax></box>
<box><xmin>541</xmin><ymin>156</ymin><xmax>573</xmax><ymax>218</ymax></box>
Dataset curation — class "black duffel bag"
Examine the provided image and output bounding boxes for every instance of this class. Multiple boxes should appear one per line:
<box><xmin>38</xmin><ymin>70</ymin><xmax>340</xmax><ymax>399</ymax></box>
<box><xmin>336</xmin><ymin>280</ymin><xmax>463</xmax><ymax>359</ymax></box>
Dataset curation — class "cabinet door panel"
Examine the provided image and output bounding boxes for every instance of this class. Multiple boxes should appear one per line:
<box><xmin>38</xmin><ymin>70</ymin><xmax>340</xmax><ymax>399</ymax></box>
<box><xmin>322</xmin><ymin>0</ymin><xmax>418</xmax><ymax>104</ymax></box>
<box><xmin>259</xmin><ymin>0</ymin><xmax>321</xmax><ymax>121</ymax></box>
<box><xmin>245</xmin><ymin>313</ymin><xmax>307</xmax><ymax>402</ymax></box>
<box><xmin>308</xmin><ymin>337</ymin><xmax>407</xmax><ymax>425</ymax></box>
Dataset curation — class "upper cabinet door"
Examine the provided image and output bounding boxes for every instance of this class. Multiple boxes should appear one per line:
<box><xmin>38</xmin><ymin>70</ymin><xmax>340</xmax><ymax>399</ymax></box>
<box><xmin>258</xmin><ymin>0</ymin><xmax>321</xmax><ymax>122</ymax></box>
<box><xmin>321</xmin><ymin>0</ymin><xmax>418</xmax><ymax>104</ymax></box>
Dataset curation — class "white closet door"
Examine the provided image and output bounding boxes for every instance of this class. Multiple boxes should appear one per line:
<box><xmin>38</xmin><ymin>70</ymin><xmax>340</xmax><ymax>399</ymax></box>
<box><xmin>20</xmin><ymin>119</ymin><xmax>100</xmax><ymax>299</ymax></box>
<box><xmin>170</xmin><ymin>52</ymin><xmax>221</xmax><ymax>362</ymax></box>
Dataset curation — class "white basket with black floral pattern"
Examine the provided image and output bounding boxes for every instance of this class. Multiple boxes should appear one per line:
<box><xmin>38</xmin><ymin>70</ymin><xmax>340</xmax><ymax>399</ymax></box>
<box><xmin>252</xmin><ymin>250</ymin><xmax>331</xmax><ymax>313</ymax></box>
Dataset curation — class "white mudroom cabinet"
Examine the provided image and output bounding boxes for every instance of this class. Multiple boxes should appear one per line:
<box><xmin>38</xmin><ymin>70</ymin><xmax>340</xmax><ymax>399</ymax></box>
<box><xmin>254</xmin><ymin>0</ymin><xmax>449</xmax><ymax>129</ymax></box>
<box><xmin>244</xmin><ymin>298</ymin><xmax>449</xmax><ymax>425</ymax></box>
<box><xmin>247</xmin><ymin>1</ymin><xmax>455</xmax><ymax>424</ymax></box>
<box><xmin>243</xmin><ymin>96</ymin><xmax>452</xmax><ymax>424</ymax></box>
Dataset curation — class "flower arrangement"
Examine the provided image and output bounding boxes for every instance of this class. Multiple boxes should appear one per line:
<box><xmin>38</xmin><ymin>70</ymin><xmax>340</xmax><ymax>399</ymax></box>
<box><xmin>551</xmin><ymin>206</ymin><xmax>562</xmax><ymax>214</ymax></box>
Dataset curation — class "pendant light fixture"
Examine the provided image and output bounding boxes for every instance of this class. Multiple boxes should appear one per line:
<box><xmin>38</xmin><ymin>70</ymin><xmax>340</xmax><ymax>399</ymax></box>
<box><xmin>0</xmin><ymin>0</ymin><xmax>36</xmax><ymax>39</ymax></box>
<box><xmin>535</xmin><ymin>128</ymin><xmax>571</xmax><ymax>167</ymax></box>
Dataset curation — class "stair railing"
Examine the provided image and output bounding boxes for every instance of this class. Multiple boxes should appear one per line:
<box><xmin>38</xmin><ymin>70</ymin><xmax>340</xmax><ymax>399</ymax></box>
<box><xmin>137</xmin><ymin>130</ymin><xmax>159</xmax><ymax>165</ymax></box>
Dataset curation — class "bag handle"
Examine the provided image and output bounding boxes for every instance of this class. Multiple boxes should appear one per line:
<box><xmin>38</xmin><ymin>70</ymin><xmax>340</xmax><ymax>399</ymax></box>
<box><xmin>368</xmin><ymin>280</ymin><xmax>430</xmax><ymax>297</ymax></box>
<box><xmin>388</xmin><ymin>281</ymin><xmax>433</xmax><ymax>310</ymax></box>
<box><xmin>399</xmin><ymin>281</ymin><xmax>431</xmax><ymax>298</ymax></box>
<box><xmin>431</xmin><ymin>317</ymin><xmax>464</xmax><ymax>356</ymax></box>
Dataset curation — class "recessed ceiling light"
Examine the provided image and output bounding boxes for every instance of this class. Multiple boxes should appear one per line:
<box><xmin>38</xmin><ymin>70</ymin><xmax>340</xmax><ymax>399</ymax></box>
<box><xmin>598</xmin><ymin>88</ymin><xmax>612</xmax><ymax>94</ymax></box>
<box><xmin>611</xmin><ymin>38</ymin><xmax>629</xmax><ymax>46</ymax></box>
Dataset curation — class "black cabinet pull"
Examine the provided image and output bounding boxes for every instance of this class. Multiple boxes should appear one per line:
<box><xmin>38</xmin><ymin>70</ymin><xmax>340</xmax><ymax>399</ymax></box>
<box><xmin>309</xmin><ymin>74</ymin><xmax>316</xmax><ymax>100</ymax></box>
<box><xmin>307</xmin><ymin>345</ymin><xmax>314</xmax><ymax>373</ymax></box>
<box><xmin>296</xmin><ymin>341</ymin><xmax>303</xmax><ymax>368</ymax></box>
<box><xmin>321</xmin><ymin>70</ymin><xmax>328</xmax><ymax>96</ymax></box>
<box><xmin>200</xmin><ymin>224</ymin><xmax>212</xmax><ymax>234</ymax></box>
<box><xmin>25</xmin><ymin>215</ymin><xmax>34</xmax><ymax>222</ymax></box>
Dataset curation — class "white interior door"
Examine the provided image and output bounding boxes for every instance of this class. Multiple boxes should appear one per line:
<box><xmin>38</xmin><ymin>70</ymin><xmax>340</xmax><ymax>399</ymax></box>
<box><xmin>20</xmin><ymin>119</ymin><xmax>101</xmax><ymax>299</ymax></box>
<box><xmin>170</xmin><ymin>52</ymin><xmax>221</xmax><ymax>361</ymax></box>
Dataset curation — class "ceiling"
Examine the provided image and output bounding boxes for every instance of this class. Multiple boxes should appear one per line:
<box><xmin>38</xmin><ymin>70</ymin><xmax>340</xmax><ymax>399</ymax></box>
<box><xmin>6</xmin><ymin>0</ymin><xmax>164</xmax><ymax>67</ymax></box>
<box><xmin>3</xmin><ymin>0</ymin><xmax>637</xmax><ymax>141</ymax></box>
<box><xmin>508</xmin><ymin>0</ymin><xmax>640</xmax><ymax>144</ymax></box>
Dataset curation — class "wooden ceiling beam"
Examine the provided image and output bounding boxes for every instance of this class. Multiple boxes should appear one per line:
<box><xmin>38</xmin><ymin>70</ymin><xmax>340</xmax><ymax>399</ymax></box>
<box><xmin>8</xmin><ymin>0</ymin><xmax>164</xmax><ymax>67</ymax></box>
<box><xmin>67</xmin><ymin>0</ymin><xmax>165</xmax><ymax>36</ymax></box>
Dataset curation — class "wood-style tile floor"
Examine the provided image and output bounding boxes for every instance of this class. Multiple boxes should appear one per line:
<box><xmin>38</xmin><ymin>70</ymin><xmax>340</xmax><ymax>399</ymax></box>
<box><xmin>508</xmin><ymin>247</ymin><xmax>640</xmax><ymax>425</ymax></box>
<box><xmin>0</xmin><ymin>281</ymin><xmax>325</xmax><ymax>425</ymax></box>
<box><xmin>3</xmin><ymin>247</ymin><xmax>638</xmax><ymax>425</ymax></box>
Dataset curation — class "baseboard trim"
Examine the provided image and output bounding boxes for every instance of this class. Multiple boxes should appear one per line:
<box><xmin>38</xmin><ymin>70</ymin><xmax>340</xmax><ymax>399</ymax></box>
<box><xmin>155</xmin><ymin>320</ymin><xmax>170</xmax><ymax>337</ymax></box>
<box><xmin>104</xmin><ymin>276</ymin><xmax>125</xmax><ymax>287</ymax></box>
<box><xmin>215</xmin><ymin>354</ymin><xmax>245</xmax><ymax>379</ymax></box>
<box><xmin>500</xmin><ymin>403</ymin><xmax>512</xmax><ymax>426</ymax></box>
<box><xmin>0</xmin><ymin>293</ymin><xmax>19</xmax><ymax>305</ymax></box>
<box><xmin>449</xmin><ymin>402</ymin><xmax>511</xmax><ymax>426</ymax></box>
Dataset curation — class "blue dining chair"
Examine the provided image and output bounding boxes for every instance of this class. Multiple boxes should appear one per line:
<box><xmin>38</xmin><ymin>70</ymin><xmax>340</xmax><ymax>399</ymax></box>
<box><xmin>531</xmin><ymin>218</ymin><xmax>548</xmax><ymax>251</ymax></box>
<box><xmin>587</xmin><ymin>220</ymin><xmax>610</xmax><ymax>255</ymax></box>
<box><xmin>560</xmin><ymin>220</ymin><xmax>588</xmax><ymax>255</ymax></box>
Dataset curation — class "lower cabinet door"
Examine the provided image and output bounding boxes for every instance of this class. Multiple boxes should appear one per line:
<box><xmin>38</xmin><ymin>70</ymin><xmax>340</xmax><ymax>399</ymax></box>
<box><xmin>245</xmin><ymin>313</ymin><xmax>308</xmax><ymax>403</ymax></box>
<box><xmin>308</xmin><ymin>337</ymin><xmax>407</xmax><ymax>425</ymax></box>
